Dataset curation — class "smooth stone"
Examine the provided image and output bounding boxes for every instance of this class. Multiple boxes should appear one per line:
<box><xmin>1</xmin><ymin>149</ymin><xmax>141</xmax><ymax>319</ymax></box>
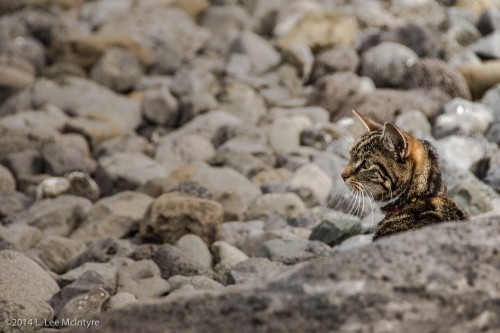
<box><xmin>287</xmin><ymin>163</ymin><xmax>333</xmax><ymax>205</ymax></box>
<box><xmin>395</xmin><ymin>110</ymin><xmax>432</xmax><ymax>139</ymax></box>
<box><xmin>469</xmin><ymin>31</ymin><xmax>500</xmax><ymax>59</ymax></box>
<box><xmin>154</xmin><ymin>134</ymin><xmax>215</xmax><ymax>171</ymax></box>
<box><xmin>268</xmin><ymin>106</ymin><xmax>330</xmax><ymax>124</ymax></box>
<box><xmin>218</xmin><ymin>79</ymin><xmax>267</xmax><ymax>124</ymax></box>
<box><xmin>69</xmin><ymin>211</ymin><xmax>135</xmax><ymax>244</ymax></box>
<box><xmin>485</xmin><ymin>167</ymin><xmax>500</xmax><ymax>193</ymax></box>
<box><xmin>236</xmin><ymin>30</ymin><xmax>280</xmax><ymax>74</ymax></box>
<box><xmin>268</xmin><ymin>115</ymin><xmax>312</xmax><ymax>153</ymax></box>
<box><xmin>312</xmin><ymin>46</ymin><xmax>359</xmax><ymax>79</ymax></box>
<box><xmin>0</xmin><ymin>106</ymin><xmax>66</xmax><ymax>133</ymax></box>
<box><xmin>0</xmin><ymin>224</ymin><xmax>40</xmax><ymax>251</ymax></box>
<box><xmin>0</xmin><ymin>164</ymin><xmax>16</xmax><ymax>193</ymax></box>
<box><xmin>93</xmin><ymin>191</ymin><xmax>153</xmax><ymax>222</ymax></box>
<box><xmin>218</xmin><ymin>220</ymin><xmax>266</xmax><ymax>250</ymax></box>
<box><xmin>116</xmin><ymin>260</ymin><xmax>170</xmax><ymax>300</ymax></box>
<box><xmin>93</xmin><ymin>133</ymin><xmax>153</xmax><ymax>158</ymax></box>
<box><xmin>487</xmin><ymin>121</ymin><xmax>500</xmax><ymax>144</ymax></box>
<box><xmin>0</xmin><ymin>250</ymin><xmax>59</xmax><ymax>333</ymax></box>
<box><xmin>0</xmin><ymin>191</ymin><xmax>32</xmax><ymax>221</ymax></box>
<box><xmin>227</xmin><ymin>258</ymin><xmax>287</xmax><ymax>285</ymax></box>
<box><xmin>90</xmin><ymin>47</ymin><xmax>143</xmax><ymax>93</ymax></box>
<box><xmin>37</xmin><ymin>236</ymin><xmax>86</xmax><ymax>274</ymax></box>
<box><xmin>105</xmin><ymin>292</ymin><xmax>138</xmax><ymax>311</ymax></box>
<box><xmin>96</xmin><ymin>152</ymin><xmax>169</xmax><ymax>195</ymax></box>
<box><xmin>211</xmin><ymin>241</ymin><xmax>249</xmax><ymax>268</ymax></box>
<box><xmin>142</xmin><ymin>85</ymin><xmax>179</xmax><ymax>126</ymax></box>
<box><xmin>282</xmin><ymin>44</ymin><xmax>314</xmax><ymax>80</ymax></box>
<box><xmin>23</xmin><ymin>195</ymin><xmax>92</xmax><ymax>237</ymax></box>
<box><xmin>309</xmin><ymin>208</ymin><xmax>362</xmax><ymax>246</ymax></box>
<box><xmin>140</xmin><ymin>192</ymin><xmax>223</xmax><ymax>245</ymax></box>
<box><xmin>403</xmin><ymin>58</ymin><xmax>472</xmax><ymax>99</ymax></box>
<box><xmin>56</xmin><ymin>287</ymin><xmax>109</xmax><ymax>322</ymax></box>
<box><xmin>68</xmin><ymin>238</ymin><xmax>135</xmax><ymax>269</ymax></box>
<box><xmin>458</xmin><ymin>61</ymin><xmax>500</xmax><ymax>99</ymax></box>
<box><xmin>175</xmin><ymin>234</ymin><xmax>213</xmax><ymax>269</ymax></box>
<box><xmin>251</xmin><ymin>168</ymin><xmax>293</xmax><ymax>188</ymax></box>
<box><xmin>477</xmin><ymin>8</ymin><xmax>500</xmax><ymax>36</ymax></box>
<box><xmin>481</xmin><ymin>83</ymin><xmax>500</xmax><ymax>120</ymax></box>
<box><xmin>152</xmin><ymin>244</ymin><xmax>214</xmax><ymax>279</ymax></box>
<box><xmin>59</xmin><ymin>258</ymin><xmax>133</xmax><ymax>288</ymax></box>
<box><xmin>247</xmin><ymin>193</ymin><xmax>308</xmax><ymax>220</ymax></box>
<box><xmin>336</xmin><ymin>234</ymin><xmax>374</xmax><ymax>252</ymax></box>
<box><xmin>436</xmin><ymin>136</ymin><xmax>492</xmax><ymax>171</ymax></box>
<box><xmin>3</xmin><ymin>149</ymin><xmax>43</xmax><ymax>179</ymax></box>
<box><xmin>41</xmin><ymin>138</ymin><xmax>97</xmax><ymax>176</ymax></box>
<box><xmin>263</xmin><ymin>238</ymin><xmax>333</xmax><ymax>265</ymax></box>
<box><xmin>434</xmin><ymin>98</ymin><xmax>494</xmax><ymax>137</ymax></box>
<box><xmin>168</xmin><ymin>275</ymin><xmax>223</xmax><ymax>292</ymax></box>
<box><xmin>213</xmin><ymin>151</ymin><xmax>270</xmax><ymax>178</ymax></box>
<box><xmin>361</xmin><ymin>41</ymin><xmax>418</xmax><ymax>88</ymax></box>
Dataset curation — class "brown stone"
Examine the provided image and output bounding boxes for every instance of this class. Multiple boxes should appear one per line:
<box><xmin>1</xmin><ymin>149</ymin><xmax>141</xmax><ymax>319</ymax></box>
<box><xmin>140</xmin><ymin>192</ymin><xmax>223</xmax><ymax>245</ymax></box>
<box><xmin>458</xmin><ymin>61</ymin><xmax>500</xmax><ymax>99</ymax></box>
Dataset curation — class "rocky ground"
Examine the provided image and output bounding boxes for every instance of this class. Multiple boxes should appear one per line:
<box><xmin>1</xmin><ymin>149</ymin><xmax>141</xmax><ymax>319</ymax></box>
<box><xmin>0</xmin><ymin>0</ymin><xmax>500</xmax><ymax>332</ymax></box>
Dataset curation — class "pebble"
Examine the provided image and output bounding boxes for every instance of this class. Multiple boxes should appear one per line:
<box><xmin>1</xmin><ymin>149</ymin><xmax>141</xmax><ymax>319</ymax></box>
<box><xmin>236</xmin><ymin>31</ymin><xmax>281</xmax><ymax>74</ymax></box>
<box><xmin>226</xmin><ymin>258</ymin><xmax>287</xmax><ymax>285</ymax></box>
<box><xmin>287</xmin><ymin>163</ymin><xmax>333</xmax><ymax>205</ymax></box>
<box><xmin>152</xmin><ymin>244</ymin><xmax>215</xmax><ymax>279</ymax></box>
<box><xmin>37</xmin><ymin>236</ymin><xmax>86</xmax><ymax>274</ymax></box>
<box><xmin>116</xmin><ymin>260</ymin><xmax>170</xmax><ymax>300</ymax></box>
<box><xmin>175</xmin><ymin>234</ymin><xmax>213</xmax><ymax>269</ymax></box>
<box><xmin>263</xmin><ymin>238</ymin><xmax>333</xmax><ymax>265</ymax></box>
<box><xmin>211</xmin><ymin>241</ymin><xmax>250</xmax><ymax>268</ymax></box>
<box><xmin>56</xmin><ymin>286</ymin><xmax>110</xmax><ymax>322</ymax></box>
<box><xmin>247</xmin><ymin>193</ymin><xmax>307</xmax><ymax>220</ymax></box>
<box><xmin>105</xmin><ymin>292</ymin><xmax>138</xmax><ymax>311</ymax></box>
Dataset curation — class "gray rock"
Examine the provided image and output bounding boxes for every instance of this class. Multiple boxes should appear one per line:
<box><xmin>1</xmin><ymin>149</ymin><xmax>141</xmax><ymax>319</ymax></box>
<box><xmin>80</xmin><ymin>0</ymin><xmax>133</xmax><ymax>30</ymax></box>
<box><xmin>268</xmin><ymin>106</ymin><xmax>330</xmax><ymax>124</ymax></box>
<box><xmin>218</xmin><ymin>220</ymin><xmax>265</xmax><ymax>249</ymax></box>
<box><xmin>434</xmin><ymin>98</ymin><xmax>494</xmax><ymax>137</ymax></box>
<box><xmin>402</xmin><ymin>58</ymin><xmax>472</xmax><ymax>99</ymax></box>
<box><xmin>312</xmin><ymin>46</ymin><xmax>359</xmax><ymax>80</ymax></box>
<box><xmin>140</xmin><ymin>192</ymin><xmax>223</xmax><ymax>245</ymax></box>
<box><xmin>41</xmin><ymin>138</ymin><xmax>97</xmax><ymax>176</ymax></box>
<box><xmin>469</xmin><ymin>31</ymin><xmax>500</xmax><ymax>59</ymax></box>
<box><xmin>0</xmin><ymin>250</ymin><xmax>59</xmax><ymax>333</ymax></box>
<box><xmin>336</xmin><ymin>234</ymin><xmax>374</xmax><ymax>252</ymax></box>
<box><xmin>236</xmin><ymin>30</ymin><xmax>281</xmax><ymax>74</ymax></box>
<box><xmin>3</xmin><ymin>149</ymin><xmax>43</xmax><ymax>179</ymax></box>
<box><xmin>247</xmin><ymin>193</ymin><xmax>307</xmax><ymax>220</ymax></box>
<box><xmin>218</xmin><ymin>79</ymin><xmax>267</xmax><ymax>124</ymax></box>
<box><xmin>263</xmin><ymin>238</ymin><xmax>333</xmax><ymax>265</ymax></box>
<box><xmin>211</xmin><ymin>241</ymin><xmax>249</xmax><ymax>268</ymax></box>
<box><xmin>36</xmin><ymin>172</ymin><xmax>100</xmax><ymax>202</ymax></box>
<box><xmin>116</xmin><ymin>260</ymin><xmax>170</xmax><ymax>300</ymax></box>
<box><xmin>395</xmin><ymin>110</ymin><xmax>432</xmax><ymax>139</ymax></box>
<box><xmin>267</xmin><ymin>115</ymin><xmax>312</xmax><ymax>153</ymax></box>
<box><xmin>23</xmin><ymin>195</ymin><xmax>92</xmax><ymax>237</ymax></box>
<box><xmin>287</xmin><ymin>163</ymin><xmax>332</xmax><ymax>205</ymax></box>
<box><xmin>50</xmin><ymin>270</ymin><xmax>114</xmax><ymax>315</ymax></box>
<box><xmin>168</xmin><ymin>275</ymin><xmax>223</xmax><ymax>292</ymax></box>
<box><xmin>481</xmin><ymin>83</ymin><xmax>500</xmax><ymax>121</ymax></box>
<box><xmin>142</xmin><ymin>85</ymin><xmax>179</xmax><ymax>126</ymax></box>
<box><xmin>90</xmin><ymin>47</ymin><xmax>143</xmax><ymax>93</ymax></box>
<box><xmin>37</xmin><ymin>236</ymin><xmax>86</xmax><ymax>274</ymax></box>
<box><xmin>309</xmin><ymin>210</ymin><xmax>362</xmax><ymax>247</ymax></box>
<box><xmin>0</xmin><ymin>164</ymin><xmax>16</xmax><ymax>193</ymax></box>
<box><xmin>175</xmin><ymin>234</ymin><xmax>213</xmax><ymax>269</ymax></box>
<box><xmin>0</xmin><ymin>106</ymin><xmax>67</xmax><ymax>133</ymax></box>
<box><xmin>152</xmin><ymin>244</ymin><xmax>215</xmax><ymax>279</ymax></box>
<box><xmin>154</xmin><ymin>134</ymin><xmax>215</xmax><ymax>171</ymax></box>
<box><xmin>93</xmin><ymin>133</ymin><xmax>153</xmax><ymax>158</ymax></box>
<box><xmin>69</xmin><ymin>238</ymin><xmax>135</xmax><ymax>269</ymax></box>
<box><xmin>0</xmin><ymin>191</ymin><xmax>32</xmax><ymax>222</ymax></box>
<box><xmin>59</xmin><ymin>258</ymin><xmax>133</xmax><ymax>289</ymax></box>
<box><xmin>92</xmin><ymin>191</ymin><xmax>153</xmax><ymax>223</ymax></box>
<box><xmin>227</xmin><ymin>258</ymin><xmax>287</xmax><ymax>285</ymax></box>
<box><xmin>361</xmin><ymin>41</ymin><xmax>418</xmax><ymax>88</ymax></box>
<box><xmin>487</xmin><ymin>121</ymin><xmax>500</xmax><ymax>144</ymax></box>
<box><xmin>436</xmin><ymin>136</ymin><xmax>493</xmax><ymax>171</ymax></box>
<box><xmin>96</xmin><ymin>152</ymin><xmax>169</xmax><ymax>196</ymax></box>
<box><xmin>105</xmin><ymin>292</ymin><xmax>137</xmax><ymax>311</ymax></box>
<box><xmin>0</xmin><ymin>224</ymin><xmax>40</xmax><ymax>251</ymax></box>
<box><xmin>149</xmin><ymin>38</ymin><xmax>183</xmax><ymax>75</ymax></box>
<box><xmin>69</xmin><ymin>211</ymin><xmax>135</xmax><ymax>244</ymax></box>
<box><xmin>57</xmin><ymin>287</ymin><xmax>109</xmax><ymax>323</ymax></box>
<box><xmin>282</xmin><ymin>44</ymin><xmax>314</xmax><ymax>80</ymax></box>
<box><xmin>485</xmin><ymin>167</ymin><xmax>500</xmax><ymax>193</ymax></box>
<box><xmin>214</xmin><ymin>151</ymin><xmax>270</xmax><ymax>178</ymax></box>
<box><xmin>65</xmin><ymin>214</ymin><xmax>500</xmax><ymax>333</ymax></box>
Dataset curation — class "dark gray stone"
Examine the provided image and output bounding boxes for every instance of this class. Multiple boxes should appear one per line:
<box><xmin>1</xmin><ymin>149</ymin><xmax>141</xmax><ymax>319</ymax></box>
<box><xmin>152</xmin><ymin>244</ymin><xmax>215</xmax><ymax>279</ymax></box>
<box><xmin>477</xmin><ymin>8</ymin><xmax>500</xmax><ymax>36</ymax></box>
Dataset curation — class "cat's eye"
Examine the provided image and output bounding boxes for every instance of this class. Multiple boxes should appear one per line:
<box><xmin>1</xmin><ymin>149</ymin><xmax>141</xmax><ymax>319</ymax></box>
<box><xmin>359</xmin><ymin>160</ymin><xmax>370</xmax><ymax>170</ymax></box>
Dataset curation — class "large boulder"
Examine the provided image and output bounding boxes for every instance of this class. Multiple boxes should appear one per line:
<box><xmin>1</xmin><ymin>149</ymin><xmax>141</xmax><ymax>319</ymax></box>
<box><xmin>67</xmin><ymin>213</ymin><xmax>500</xmax><ymax>333</ymax></box>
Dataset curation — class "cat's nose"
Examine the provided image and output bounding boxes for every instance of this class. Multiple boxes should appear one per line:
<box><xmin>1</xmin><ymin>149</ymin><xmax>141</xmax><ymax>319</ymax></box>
<box><xmin>341</xmin><ymin>168</ymin><xmax>352</xmax><ymax>181</ymax></box>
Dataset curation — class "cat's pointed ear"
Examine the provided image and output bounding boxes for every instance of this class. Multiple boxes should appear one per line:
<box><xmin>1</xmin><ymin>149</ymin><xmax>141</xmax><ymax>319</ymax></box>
<box><xmin>382</xmin><ymin>122</ymin><xmax>410</xmax><ymax>160</ymax></box>
<box><xmin>352</xmin><ymin>110</ymin><xmax>382</xmax><ymax>132</ymax></box>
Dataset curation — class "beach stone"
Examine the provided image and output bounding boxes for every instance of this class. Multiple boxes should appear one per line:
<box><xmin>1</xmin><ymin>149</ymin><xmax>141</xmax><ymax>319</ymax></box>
<box><xmin>252</xmin><ymin>168</ymin><xmax>293</xmax><ymax>188</ymax></box>
<box><xmin>395</xmin><ymin>110</ymin><xmax>433</xmax><ymax>138</ymax></box>
<box><xmin>175</xmin><ymin>234</ymin><xmax>213</xmax><ymax>269</ymax></box>
<box><xmin>0</xmin><ymin>54</ymin><xmax>35</xmax><ymax>102</ymax></box>
<box><xmin>287</xmin><ymin>164</ymin><xmax>332</xmax><ymax>205</ymax></box>
<box><xmin>361</xmin><ymin>41</ymin><xmax>418</xmax><ymax>88</ymax></box>
<box><xmin>481</xmin><ymin>83</ymin><xmax>500</xmax><ymax>120</ymax></box>
<box><xmin>56</xmin><ymin>286</ymin><xmax>109</xmax><ymax>323</ymax></box>
<box><xmin>80</xmin><ymin>0</ymin><xmax>134</xmax><ymax>30</ymax></box>
<box><xmin>116</xmin><ymin>260</ymin><xmax>170</xmax><ymax>300</ymax></box>
<box><xmin>101</xmin><ymin>7</ymin><xmax>210</xmax><ymax>61</ymax></box>
<box><xmin>96</xmin><ymin>152</ymin><xmax>169</xmax><ymax>195</ymax></box>
<box><xmin>168</xmin><ymin>275</ymin><xmax>223</xmax><ymax>292</ymax></box>
<box><xmin>0</xmin><ymin>191</ymin><xmax>32</xmax><ymax>222</ymax></box>
<box><xmin>41</xmin><ymin>139</ymin><xmax>97</xmax><ymax>176</ymax></box>
<box><xmin>485</xmin><ymin>167</ymin><xmax>500</xmax><ymax>193</ymax></box>
<box><xmin>154</xmin><ymin>134</ymin><xmax>215</xmax><ymax>171</ymax></box>
<box><xmin>214</xmin><ymin>151</ymin><xmax>270</xmax><ymax>179</ymax></box>
<box><xmin>90</xmin><ymin>47</ymin><xmax>143</xmax><ymax>93</ymax></box>
<box><xmin>142</xmin><ymin>85</ymin><xmax>179</xmax><ymax>126</ymax></box>
<box><xmin>140</xmin><ymin>192</ymin><xmax>223</xmax><ymax>245</ymax></box>
<box><xmin>93</xmin><ymin>191</ymin><xmax>153</xmax><ymax>223</ymax></box>
<box><xmin>268</xmin><ymin>106</ymin><xmax>330</xmax><ymax>124</ymax></box>
<box><xmin>152</xmin><ymin>244</ymin><xmax>214</xmax><ymax>279</ymax></box>
<box><xmin>336</xmin><ymin>234</ymin><xmax>374</xmax><ymax>252</ymax></box>
<box><xmin>69</xmin><ymin>238</ymin><xmax>135</xmax><ymax>269</ymax></box>
<box><xmin>434</xmin><ymin>98</ymin><xmax>494</xmax><ymax>137</ymax></box>
<box><xmin>59</xmin><ymin>258</ymin><xmax>133</xmax><ymax>289</ymax></box>
<box><xmin>469</xmin><ymin>31</ymin><xmax>500</xmax><ymax>59</ymax></box>
<box><xmin>93</xmin><ymin>133</ymin><xmax>153</xmax><ymax>158</ymax></box>
<box><xmin>487</xmin><ymin>121</ymin><xmax>500</xmax><ymax>144</ymax></box>
<box><xmin>218</xmin><ymin>79</ymin><xmax>267</xmax><ymax>124</ymax></box>
<box><xmin>308</xmin><ymin>72</ymin><xmax>375</xmax><ymax>120</ymax></box>
<box><xmin>0</xmin><ymin>106</ymin><xmax>67</xmax><ymax>133</ymax></box>
<box><xmin>23</xmin><ymin>195</ymin><xmax>92</xmax><ymax>237</ymax></box>
<box><xmin>268</xmin><ymin>116</ymin><xmax>312</xmax><ymax>153</ymax></box>
<box><xmin>37</xmin><ymin>236</ymin><xmax>86</xmax><ymax>274</ymax></box>
<box><xmin>309</xmin><ymin>212</ymin><xmax>363</xmax><ymax>247</ymax></box>
<box><xmin>263</xmin><ymin>238</ymin><xmax>333</xmax><ymax>265</ymax></box>
<box><xmin>50</xmin><ymin>270</ymin><xmax>114</xmax><ymax>315</ymax></box>
<box><xmin>437</xmin><ymin>136</ymin><xmax>491</xmax><ymax>171</ymax></box>
<box><xmin>282</xmin><ymin>44</ymin><xmax>314</xmax><ymax>80</ymax></box>
<box><xmin>247</xmin><ymin>193</ymin><xmax>307</xmax><ymax>220</ymax></box>
<box><xmin>276</xmin><ymin>12</ymin><xmax>359</xmax><ymax>51</ymax></box>
<box><xmin>0</xmin><ymin>250</ymin><xmax>59</xmax><ymax>333</ymax></box>
<box><xmin>458</xmin><ymin>60</ymin><xmax>500</xmax><ymax>99</ymax></box>
<box><xmin>214</xmin><ymin>189</ymin><xmax>247</xmax><ymax>221</ymax></box>
<box><xmin>0</xmin><ymin>164</ymin><xmax>16</xmax><ymax>193</ymax></box>
<box><xmin>211</xmin><ymin>241</ymin><xmax>249</xmax><ymax>268</ymax></box>
<box><xmin>236</xmin><ymin>31</ymin><xmax>280</xmax><ymax>74</ymax></box>
<box><xmin>0</xmin><ymin>224</ymin><xmax>40</xmax><ymax>251</ymax></box>
<box><xmin>227</xmin><ymin>258</ymin><xmax>287</xmax><ymax>285</ymax></box>
<box><xmin>312</xmin><ymin>46</ymin><xmax>359</xmax><ymax>80</ymax></box>
<box><xmin>402</xmin><ymin>58</ymin><xmax>472</xmax><ymax>99</ymax></box>
<box><xmin>218</xmin><ymin>220</ymin><xmax>266</xmax><ymax>249</ymax></box>
<box><xmin>477</xmin><ymin>8</ymin><xmax>500</xmax><ymax>36</ymax></box>
<box><xmin>69</xmin><ymin>210</ymin><xmax>135</xmax><ymax>244</ymax></box>
<box><xmin>106</xmin><ymin>292</ymin><xmax>137</xmax><ymax>311</ymax></box>
<box><xmin>338</xmin><ymin>88</ymin><xmax>450</xmax><ymax>123</ymax></box>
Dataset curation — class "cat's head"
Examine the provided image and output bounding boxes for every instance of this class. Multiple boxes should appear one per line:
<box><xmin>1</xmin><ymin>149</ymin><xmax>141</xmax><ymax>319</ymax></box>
<box><xmin>341</xmin><ymin>111</ymin><xmax>419</xmax><ymax>202</ymax></box>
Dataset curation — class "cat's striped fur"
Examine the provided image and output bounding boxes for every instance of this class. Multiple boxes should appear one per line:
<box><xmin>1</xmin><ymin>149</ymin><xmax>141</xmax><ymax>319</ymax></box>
<box><xmin>341</xmin><ymin>111</ymin><xmax>468</xmax><ymax>240</ymax></box>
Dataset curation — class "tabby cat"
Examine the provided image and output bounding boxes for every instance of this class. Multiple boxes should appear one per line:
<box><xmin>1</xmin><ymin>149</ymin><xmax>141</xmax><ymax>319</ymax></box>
<box><xmin>341</xmin><ymin>110</ymin><xmax>469</xmax><ymax>240</ymax></box>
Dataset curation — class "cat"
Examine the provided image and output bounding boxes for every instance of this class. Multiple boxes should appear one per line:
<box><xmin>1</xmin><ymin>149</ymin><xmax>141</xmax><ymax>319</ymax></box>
<box><xmin>341</xmin><ymin>110</ymin><xmax>469</xmax><ymax>240</ymax></box>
